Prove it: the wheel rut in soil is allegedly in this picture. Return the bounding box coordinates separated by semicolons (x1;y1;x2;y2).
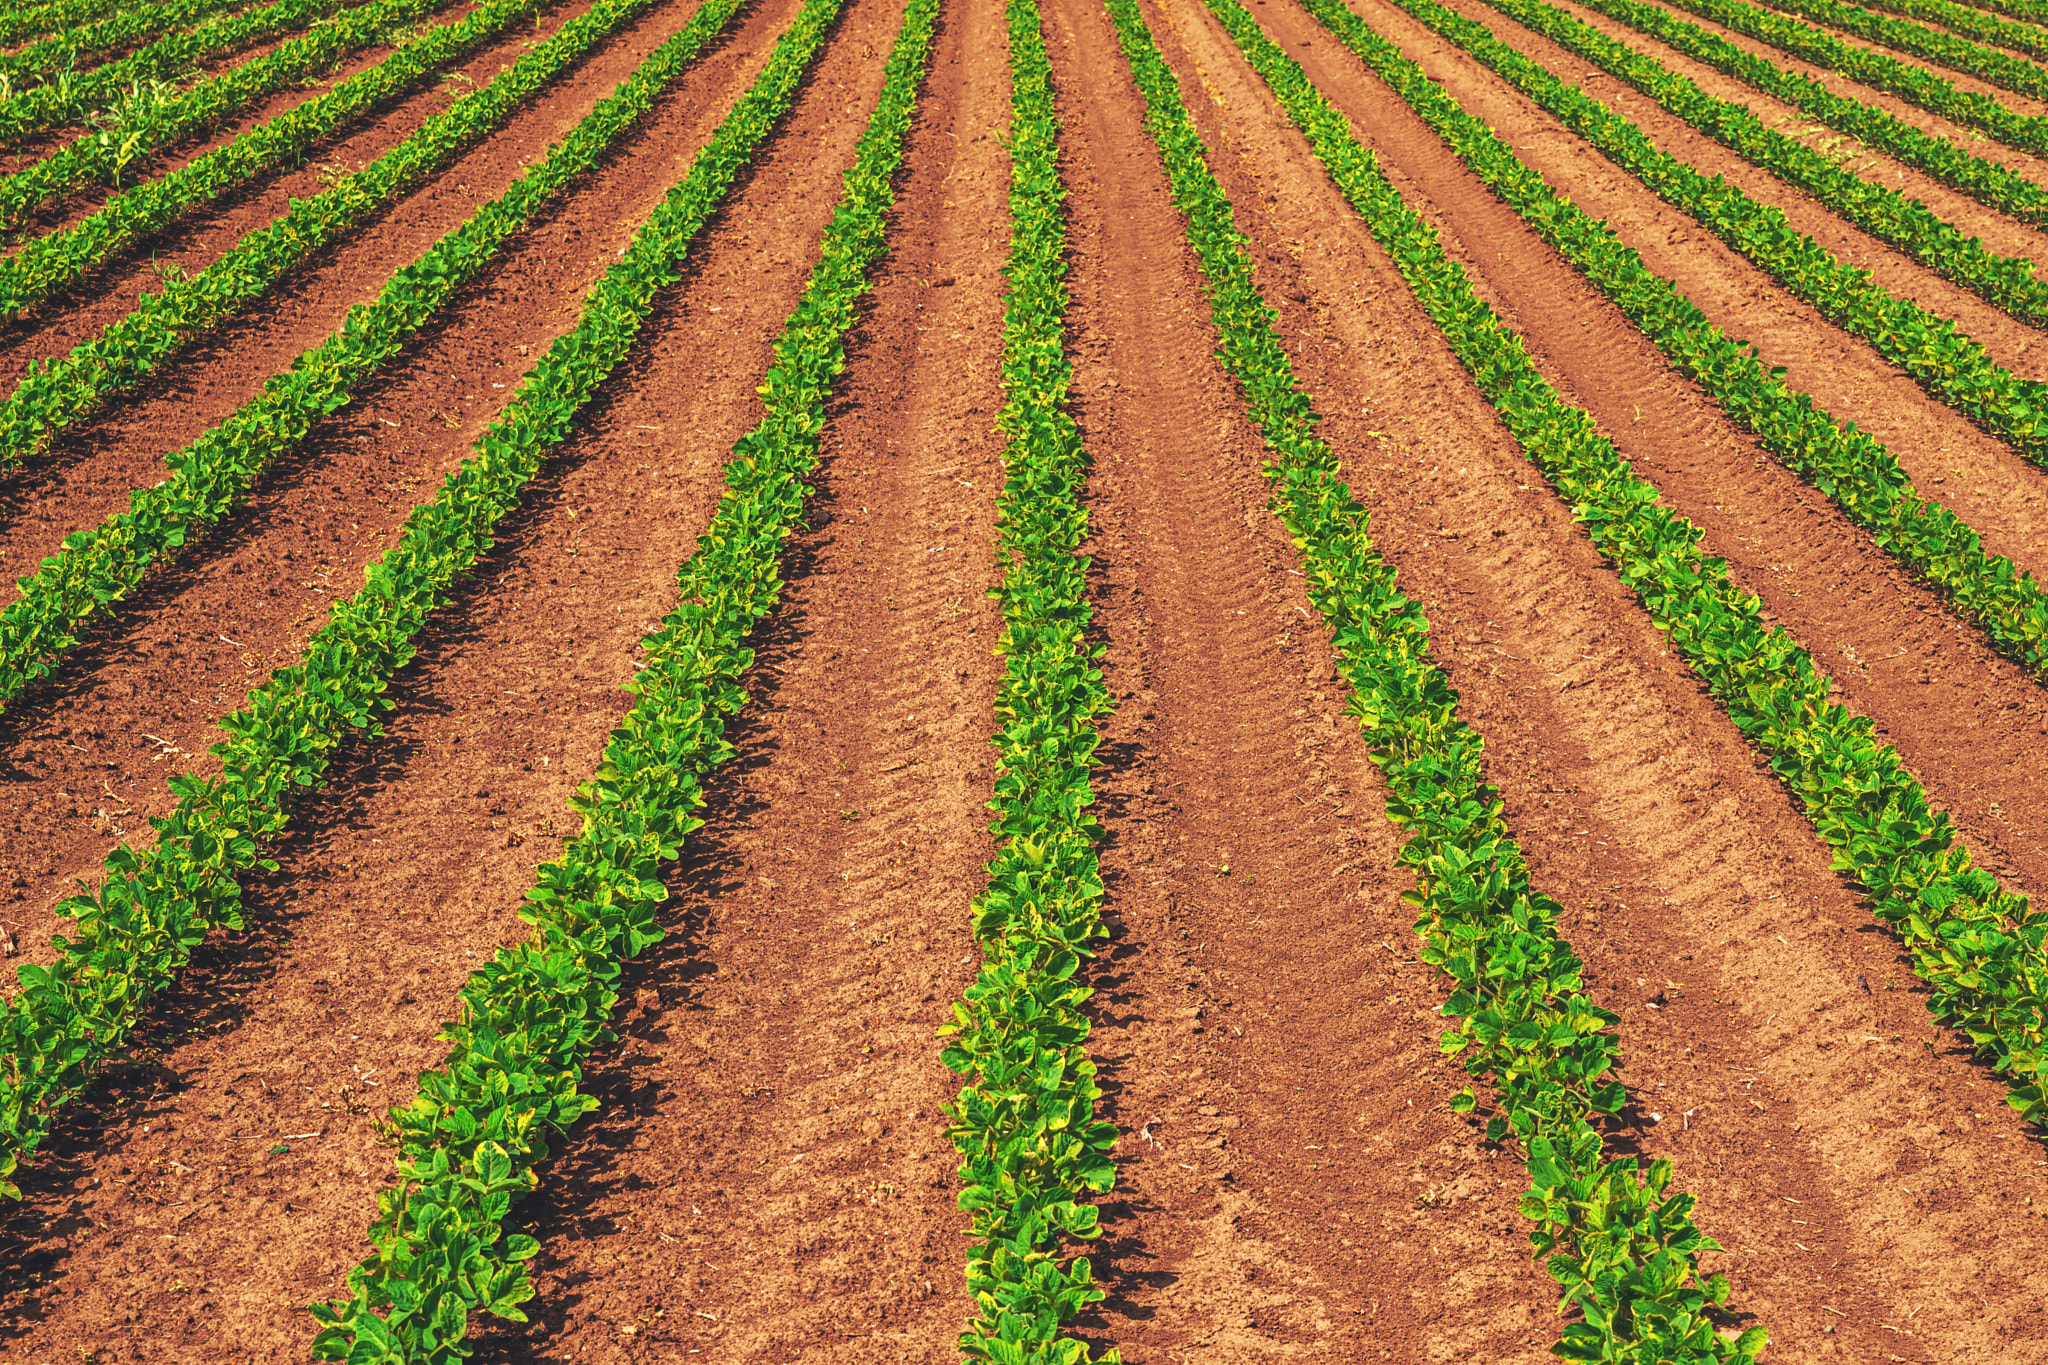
1045;0;1560;1359
0;0;907;1354
0;0;800;981
0;0;544;397
467;6;1015;1358
1266;0;2048;933
1163;0;2048;1355
0;0;691;580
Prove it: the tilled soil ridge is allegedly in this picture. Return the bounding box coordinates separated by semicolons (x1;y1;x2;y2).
1045;0;1558;1357
475;0;1014;1354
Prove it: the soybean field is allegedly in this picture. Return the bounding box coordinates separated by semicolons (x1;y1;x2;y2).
3;0;2048;1358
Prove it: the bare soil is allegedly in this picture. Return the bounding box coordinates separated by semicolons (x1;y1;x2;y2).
473;0;1014;1355
3;0;2048;1358
1189;0;2048;1356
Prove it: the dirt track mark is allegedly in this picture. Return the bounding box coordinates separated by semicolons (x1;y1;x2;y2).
1168;0;2048;1355
0;0;915;1353
1043;0;1563;1358
467;4;1014;1357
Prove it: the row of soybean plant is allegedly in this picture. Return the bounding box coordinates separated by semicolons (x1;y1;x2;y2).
0;0;482;236
1927;0;2048;27
0;0;628;478
0;0;149;52
1469;0;2048;328
1107;0;1761;1357
1759;0;2048;103
1361;0;2048;678
939;0;1122;1361
0;0;359;143
0;0;246;94
1559;0;2048;228
1850;0;2048;64
1389;0;2048;481
311;0;942;1357
1649;0;2048;163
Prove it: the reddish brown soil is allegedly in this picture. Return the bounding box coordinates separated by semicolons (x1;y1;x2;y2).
464;3;1016;1357
1044;0;1563;1358
1183;0;2048;1356
0;0;790;974
2;0;2048;1358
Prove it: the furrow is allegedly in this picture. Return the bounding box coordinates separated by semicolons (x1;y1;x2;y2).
472;8;1012;1355
1040;0;1559;1355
